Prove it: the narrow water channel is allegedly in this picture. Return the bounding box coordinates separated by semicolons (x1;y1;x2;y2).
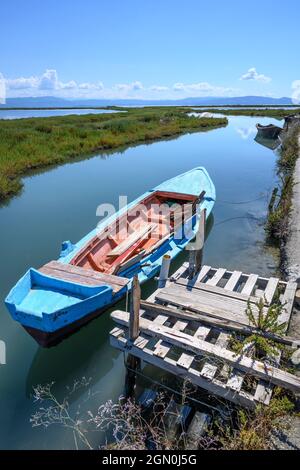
0;115;281;449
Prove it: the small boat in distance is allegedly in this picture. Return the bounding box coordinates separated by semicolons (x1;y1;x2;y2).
5;167;215;347
256;123;283;139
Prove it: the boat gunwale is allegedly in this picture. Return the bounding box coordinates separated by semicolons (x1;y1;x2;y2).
69;189;199;270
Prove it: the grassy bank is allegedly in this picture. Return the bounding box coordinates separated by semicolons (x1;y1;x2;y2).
0;107;227;202
266;125;300;246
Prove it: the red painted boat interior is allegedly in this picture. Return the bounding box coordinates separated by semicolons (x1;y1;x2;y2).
70;191;198;275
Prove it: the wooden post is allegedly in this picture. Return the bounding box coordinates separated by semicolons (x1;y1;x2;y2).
189;208;206;279
125;275;141;398
129;274;141;342
158;254;171;288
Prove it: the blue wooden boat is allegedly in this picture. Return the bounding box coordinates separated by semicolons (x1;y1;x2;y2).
5;167;215;347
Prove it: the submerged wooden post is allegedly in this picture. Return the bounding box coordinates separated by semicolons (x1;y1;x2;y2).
158;254;171;288
125;275;141;398
189;208;206;279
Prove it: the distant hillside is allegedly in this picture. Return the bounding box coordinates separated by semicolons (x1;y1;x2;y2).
0;95;293;108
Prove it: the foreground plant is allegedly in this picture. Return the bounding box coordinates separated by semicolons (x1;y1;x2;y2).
31;378;94;449
31;376;297;450
31;380;183;450
231;297;287;359
219;387;294;450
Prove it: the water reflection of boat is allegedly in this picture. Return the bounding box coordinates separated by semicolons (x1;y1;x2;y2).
254;133;281;150
256;123;282;139
6;167;215;347
26;307;119;399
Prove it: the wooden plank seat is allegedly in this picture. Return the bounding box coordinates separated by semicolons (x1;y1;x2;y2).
107;224;155;257
39;260;129;293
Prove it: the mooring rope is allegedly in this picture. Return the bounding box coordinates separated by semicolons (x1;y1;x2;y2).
216;193;269;205
214;215;259;227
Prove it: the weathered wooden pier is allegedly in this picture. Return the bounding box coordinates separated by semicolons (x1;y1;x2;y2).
110;213;300;411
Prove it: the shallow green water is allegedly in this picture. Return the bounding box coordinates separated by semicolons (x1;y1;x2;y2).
0;115;281;449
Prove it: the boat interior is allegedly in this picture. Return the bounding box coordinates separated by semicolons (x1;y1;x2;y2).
70;190;204;275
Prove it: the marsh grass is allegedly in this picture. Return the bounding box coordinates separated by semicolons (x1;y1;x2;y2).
266;126;299;244
0;107;227;202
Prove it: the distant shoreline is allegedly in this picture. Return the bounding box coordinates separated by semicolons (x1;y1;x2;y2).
0;104;299;111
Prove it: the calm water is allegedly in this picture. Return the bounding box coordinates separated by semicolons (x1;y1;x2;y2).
0;115;280;449
0;108;121;120
190;106;300;111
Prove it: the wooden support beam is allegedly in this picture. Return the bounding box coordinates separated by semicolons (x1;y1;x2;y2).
158;254;171;288
111;310;300;394
125;275;142;398
175;277;260;304
140;300;300;347
264;277;279;305
279;281;298;327
155;288;255;325
206;268;226;287
188;209;206;279
224;271;242;291
242;274;258;296
110;332;257;410
129;275;141;341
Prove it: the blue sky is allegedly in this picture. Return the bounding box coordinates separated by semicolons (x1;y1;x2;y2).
1;0;300;101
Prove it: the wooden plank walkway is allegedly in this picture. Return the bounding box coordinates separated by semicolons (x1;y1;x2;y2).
110;262;298;409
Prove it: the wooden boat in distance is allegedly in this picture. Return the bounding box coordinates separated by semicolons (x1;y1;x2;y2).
256;123;282;139
5;167;215;347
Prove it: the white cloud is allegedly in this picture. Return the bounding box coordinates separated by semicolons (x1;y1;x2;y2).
0;72;6;104
236;126;256;140
149;85;169;92
6;75;39;89
116;81;143;92
4;69;107;98
292;80;300;104
2;69;264;100
173;81;237;96
240;67;271;83
173;82;185;91
173;82;215;92
78;81;104;90
132;81;143;91
39;69;59;90
59;80;77;90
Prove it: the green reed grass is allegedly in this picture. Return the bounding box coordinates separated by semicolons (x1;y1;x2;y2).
0;107;227;201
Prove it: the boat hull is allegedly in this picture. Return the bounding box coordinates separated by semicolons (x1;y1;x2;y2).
256;124;282;139
23;300;118;347
5;167;216;347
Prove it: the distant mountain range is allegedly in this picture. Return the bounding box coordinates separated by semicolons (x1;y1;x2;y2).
0;95;294;108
